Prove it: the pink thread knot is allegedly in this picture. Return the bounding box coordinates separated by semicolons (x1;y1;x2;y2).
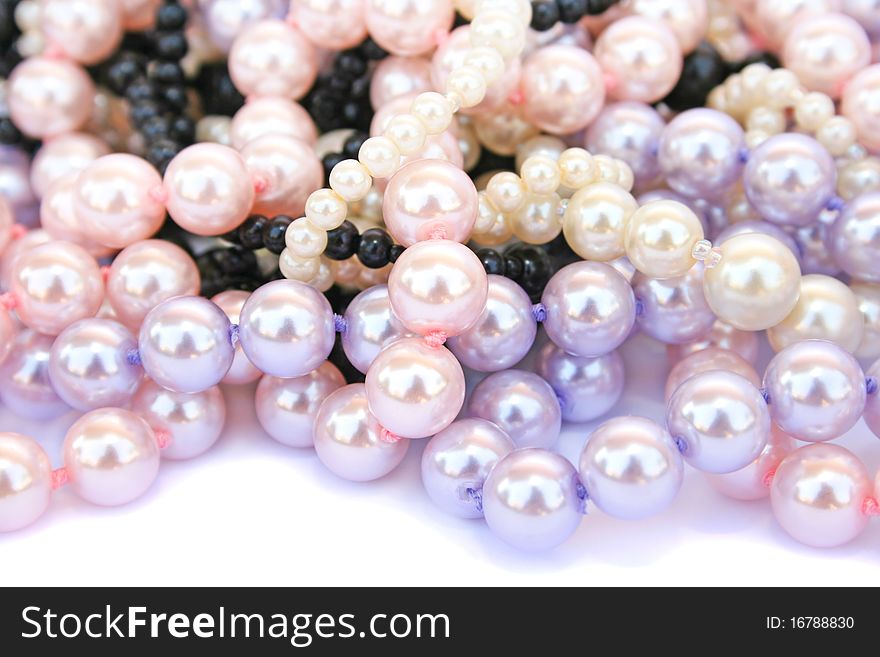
0;292;18;311
43;42;66;59
9;224;26;240
252;174;269;194
154;428;173;449
428;225;447;240
433;27;450;47
863;497;880;517
379;427;401;444
762;468;776;488
508;88;525;106
100;265;111;283
51;467;69;490
603;72;618;93
148;185;168;205
424;330;447;349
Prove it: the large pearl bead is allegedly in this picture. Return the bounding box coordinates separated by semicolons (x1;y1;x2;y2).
0;330;69;419
706;425;796;501
0;433;52;532
41;0;123;65
562;182;638;262
624;200;703;279
7;57;94;139
665;346;760;402
341;285;414;374
633;265;716;345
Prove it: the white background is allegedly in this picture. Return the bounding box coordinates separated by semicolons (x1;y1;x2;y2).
2;332;878;587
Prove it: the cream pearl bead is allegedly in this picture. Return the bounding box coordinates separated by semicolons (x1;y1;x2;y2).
445;66;488;109
852;282;880;359
510;192;562;244
475;0;532;25
329;159;372;202
703;233;802;331
384;114;427;155
473;103;540;156
463;46;506;86
767;275;864;353
305;189;347;231
558;148;598;189
411;92;455;135
563;182;638;262
520;155;561;195
794;92;835;131
816;116;857;156
358;136;400;178
285;217;328;259
471;194;512;246
279;250;321;282
623;200;704;279
514;136;566;173
469;10;526;62
486;171;526;213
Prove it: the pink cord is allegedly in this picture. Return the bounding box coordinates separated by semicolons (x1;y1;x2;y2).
252;174;269;194
424;330;447;349
761;469;776;488
9;224;26;240
380;427;401;444
154;428;173;450
100;265;111;284
428;226;447;240
863;497;880;517
148;185;168;204
51;468;69;490
508;88;525;106
0;292;18;310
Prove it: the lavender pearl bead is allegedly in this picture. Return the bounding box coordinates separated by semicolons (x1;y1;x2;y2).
138;296;234;394
579;416;683;519
763;340;867;443
862;359;880;438
447;275;537;372
0;433;52;532
0;330;69;419
63;408;160;506
341;285;413;374
48;318;142;411
313;383;409;482
706;425;796;501
585;101;664;186
468;370;562;449
633;264;716;345
658;109;745;200
420;418;515;518
131;380;226;461
534;342;624;423
715;220;800;261
238;279;335;379
771;444;872;547
667;371;770;474
255;362;345;448
482;449;583;551
200;0;288;52
793;222;841;277
743;133;837;226
0;146;39;227
541;261;636;358
830;192;880;281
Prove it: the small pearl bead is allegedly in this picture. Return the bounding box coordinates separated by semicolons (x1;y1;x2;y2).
558;148;597;189
279;250;321;281
358;136;400;178
285;217;328;259
747;106;785;134
475;0;532;25
411;91;454;135
329;159;372;202
563;182;637;262
520;155;561;195
445;66;487;108
593;154;620;184
486;171;526;213
469;10;525;62
817;116;857;156
624;200;704;278
794;92;835;131
615;160;635;191
510;192;562;244
305;189;347;231
462;46;505;85
384;114;427;155
309;257;335;292
760;69;802;109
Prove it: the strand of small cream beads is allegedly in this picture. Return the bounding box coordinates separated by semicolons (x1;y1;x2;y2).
280;0;533;284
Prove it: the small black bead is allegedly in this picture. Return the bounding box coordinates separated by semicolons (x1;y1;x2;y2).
503;254;524;281
207;246;259;277
107;56;145;95
530;2;559;31
0;118;23;146
150;61;184;85
477;248;505;276
507;244;553;301
357;228;393;269
156;3;188;31
341;100;364;126
388;244;405;263
155;32;188;61
662;41;729;112
342;132;369;159
262;216;293;255
130;100;163;127
141;115;172;142
359;37;388;61
336;52;367;79
170;115;195;143
325;221;361;260
238;215;268;249
558;0;587;23
730;51;781;73
146;138;181;174
322;152;348;185
195;62;245;116
585;0;619;14
162;84;189;110
350;75;371;100
125;77;156;103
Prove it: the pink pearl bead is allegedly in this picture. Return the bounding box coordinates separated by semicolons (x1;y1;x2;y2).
0;229;50;292
7;57;95;139
388;239;489;336
755;0;842;50
628;0;708;54
73;154;166;249
371;55;434;110
119;0;161;31
211;290;261;385
666;319;760;364
771;444;872;547
0;196;12;255
594;16;683;103
0;433;52;532
241;134;323;218
42;0;123;65
783;13;871;98
10;241;104;336
41;174;116;258
229;20;317;100
706;425;796;501
106;240;200;330
63;408;160;506
521;44;605;135
30;133;110;199
664;346;760;402
0;147;38;228
0;307;13;366
365;337;465;438
366;0;454;56
230;97;318;150
0;330;70;419
383;160;478;246
163;144;256;236
841;63;880;151
289;0;368;51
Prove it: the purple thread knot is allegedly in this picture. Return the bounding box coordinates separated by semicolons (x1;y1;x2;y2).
531;303;547;323
575;480;589;515
554;389;567;411
228;323;240;347
737;147;750;163
635;297;645;317
867;377;878;395
673;435;688;455
126;348;142;367
333;313;347;334
826;196;846;212
760;387;771;404
465;486;483;513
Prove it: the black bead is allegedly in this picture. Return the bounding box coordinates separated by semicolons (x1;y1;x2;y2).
162;84;189;110
206;246;258;277
477;248;505;276
146;138;181;174
507;244;553;301
141;115;172;142
170;115;195;143
503;254;524;281
237;215;268;250
359;37;388;61
195;62;245;116
107;56;145;95
130;100;163;127
125;77;156;103
662;41;729;112
342;132;369;159
585;0;619;14
155;32;188;61
0;3;15;45
730;51;781;73
262;216;294;255
336;51;367;79
325;221;361;260
388;244;405;263
341;100;364;126
357;228;393;269
150;61;184;85
322;152;348;184
530;2;559;31
156;3;188;30
558;0;587;23
350;75;371;100
0;118;23;146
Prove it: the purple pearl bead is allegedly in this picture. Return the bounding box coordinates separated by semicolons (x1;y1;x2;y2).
715;220;800;260
0;329;69;419
658;108;746;200
743;133;837;226
341;285;413;374
447;275;537;372
793;221;842;276
533;341;624;423
541;261;636;358
637;188;710;236
468;370;562;449
0;146;39;227
632;264;716;345
862;358;880;438
482;449;583;551
763;339;866;443
138;296;234;393
585;101;664;186
420;418;515;519
830;191;880;281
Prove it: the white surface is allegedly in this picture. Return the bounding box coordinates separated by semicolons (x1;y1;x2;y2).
2;332;879;587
